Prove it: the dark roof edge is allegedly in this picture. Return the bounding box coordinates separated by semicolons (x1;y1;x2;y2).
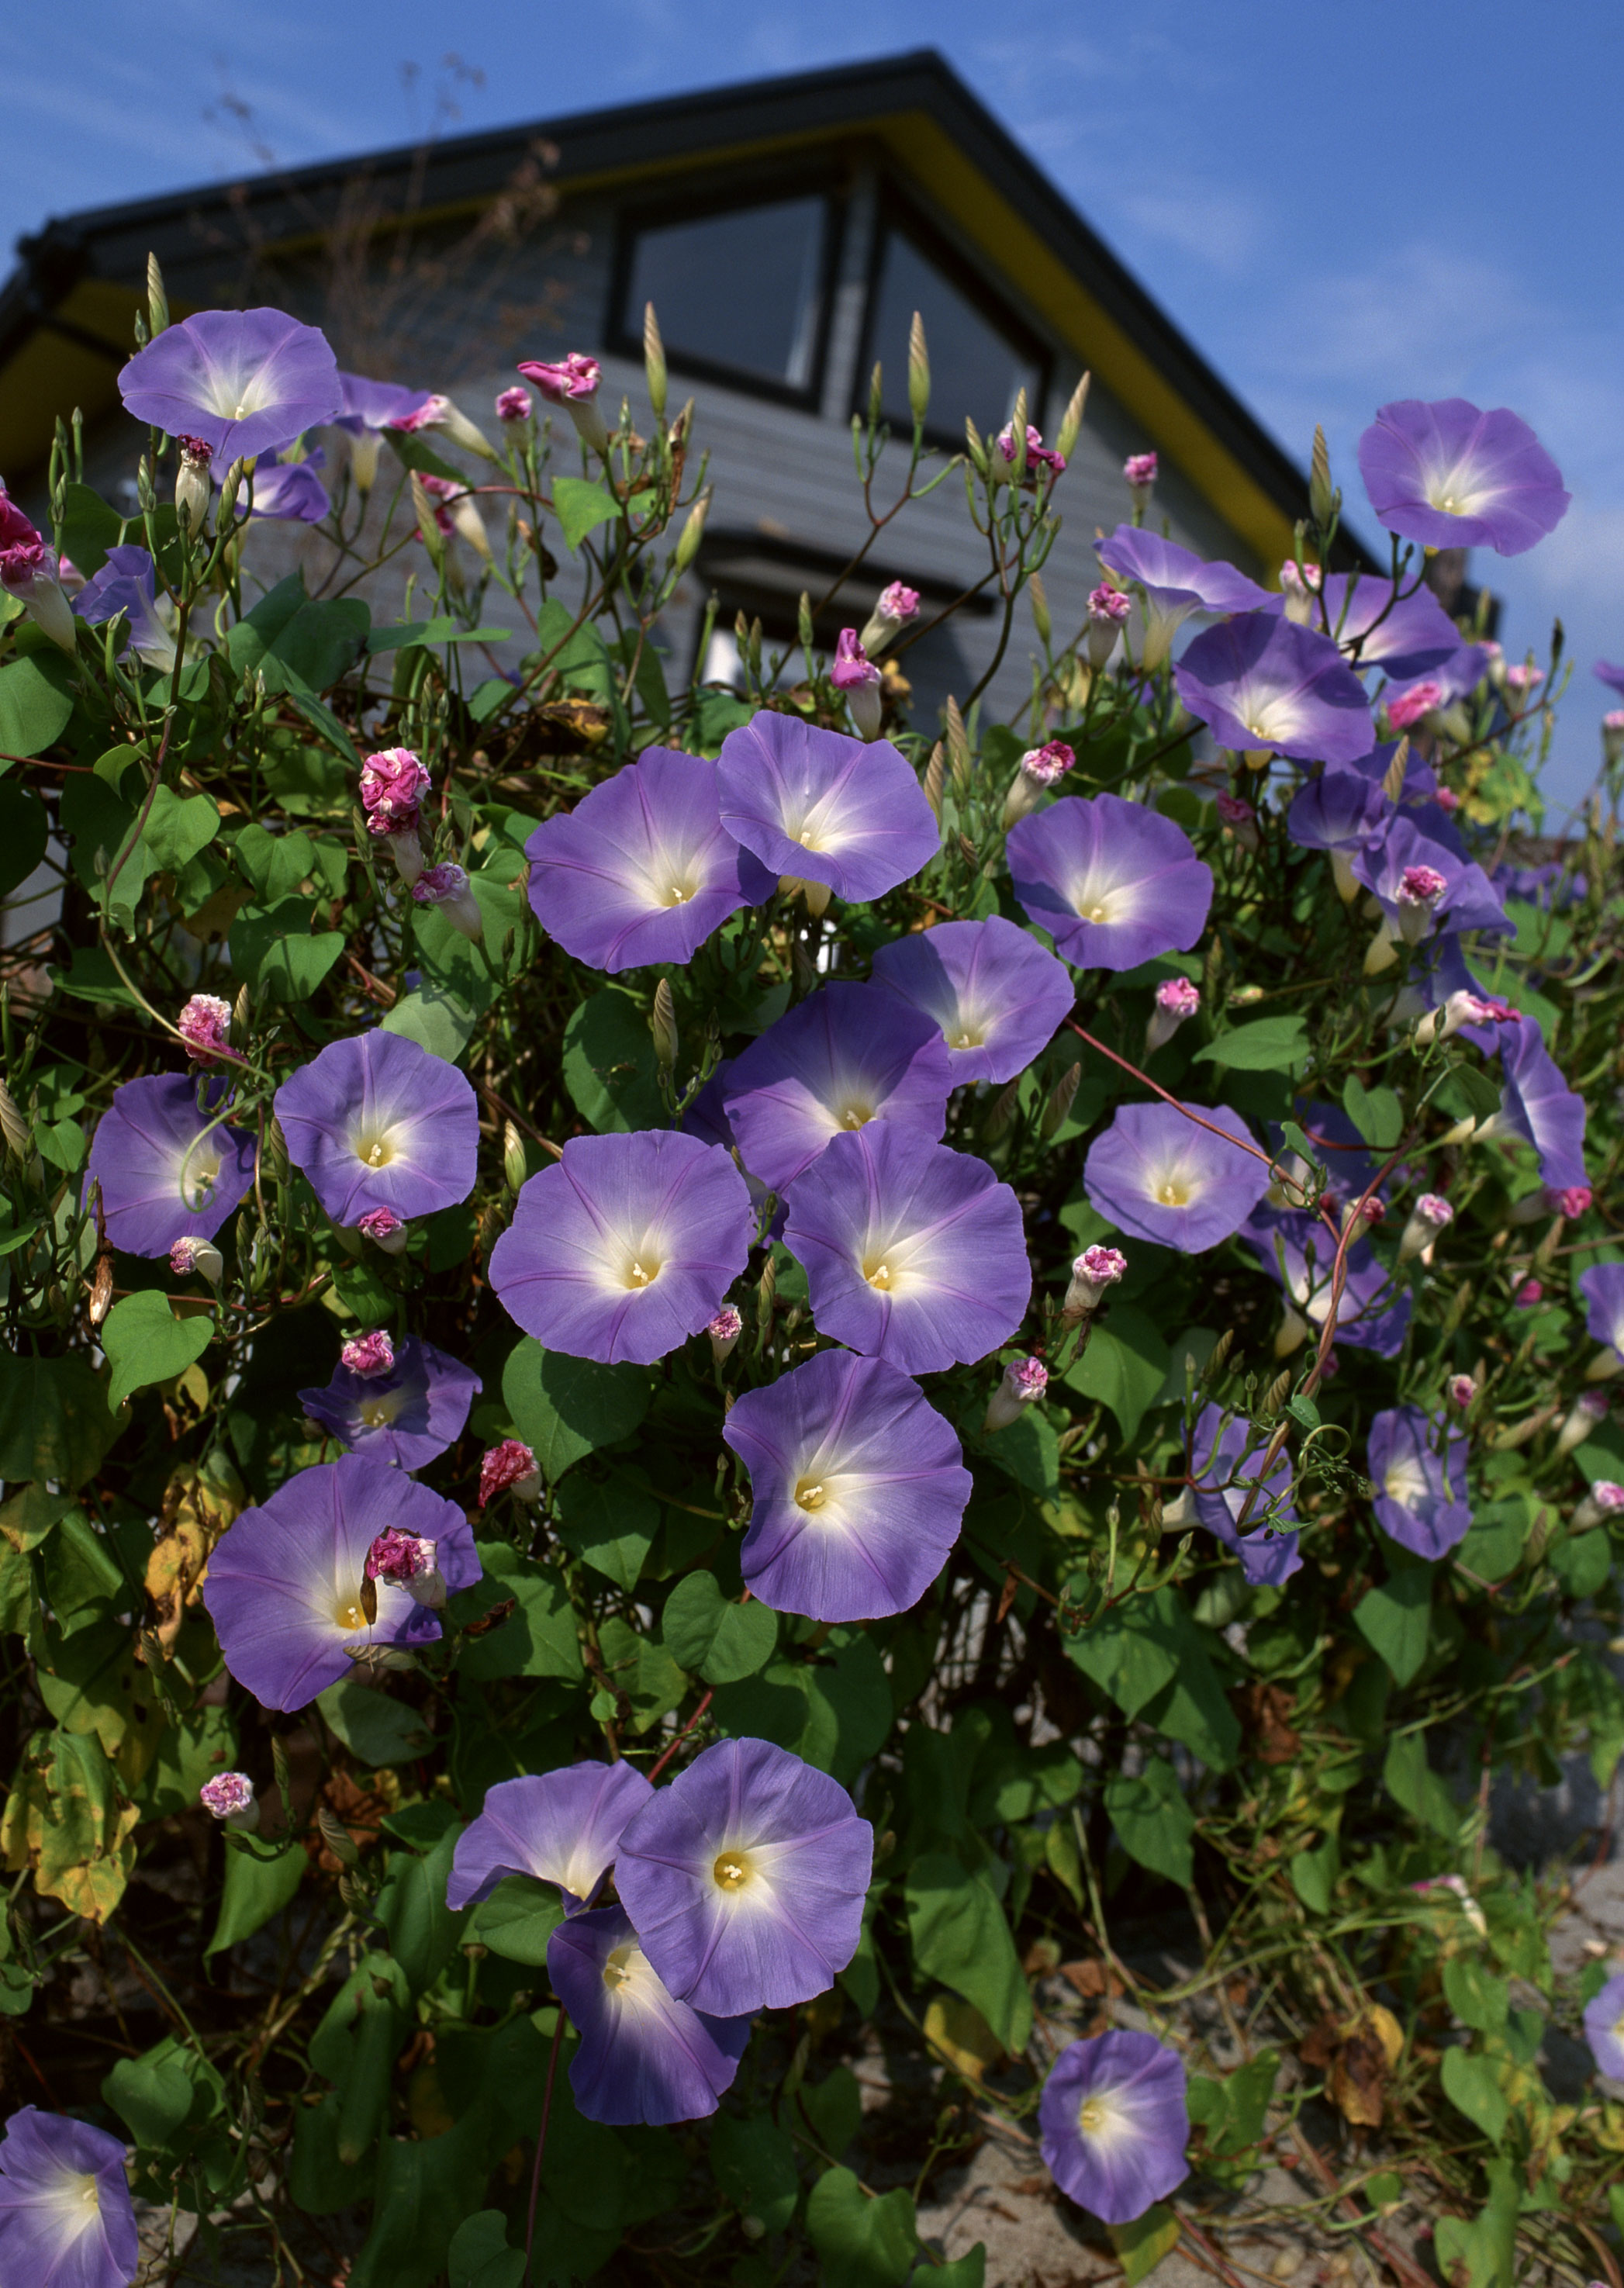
0;48;1375;568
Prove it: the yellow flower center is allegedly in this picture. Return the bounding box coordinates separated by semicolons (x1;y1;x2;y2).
839;1102;872;1129
1156;1179;1190;1206
1079;2097;1109;2134
624;1254;660;1289
333;1590;368;1631
862;1256;893;1290
712;1849;753;1892
951;1025;985;1049
603;1943;636;1992
357;1132;396;1169
662;880;695;906
795;1478;827;1512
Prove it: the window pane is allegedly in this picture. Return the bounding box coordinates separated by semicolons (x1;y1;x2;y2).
869;231;1040;436
624;198;828;389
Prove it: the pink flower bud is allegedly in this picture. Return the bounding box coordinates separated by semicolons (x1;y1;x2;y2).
1399;1192;1453;1261
177;992;233;1066
1503;663;1543;695
1398;866;1449;907
341;1330;395;1378
199;1771;258;1828
984;1355;1049;1432
479;1438;542;1507
1085;580;1130;665
1387;679;1443;731
1064;1245;1126;1317
1448;1374;1477;1408
1553;1186;1592;1218
1021;740;1076;786
0;491;77;650
1514;1277;1543;1307
1124;451;1158;493
1434;786;1460;812
357;1205;407;1255
1215;792;1254;824
1574;1479;1624;1531
859;581;922;655
1605;710;1624;763
413;860;484;943
997;423;1066;475
1557;1387;1611;1457
496;385;533;423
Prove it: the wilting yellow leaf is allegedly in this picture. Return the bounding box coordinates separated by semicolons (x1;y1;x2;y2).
1;1727;140;1922
924;1993;1003;2082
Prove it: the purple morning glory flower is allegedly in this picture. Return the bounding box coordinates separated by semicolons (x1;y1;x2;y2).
1038;2031;1190;2226
85;1075;256;1259
548;1906;751;2126
681;1060;779;1237
202;1454;479;1711
870;914;1075;1083
1286;768;1391;894
615;1737;872;2016
720;981;952;1195
1596;661;1624;703
334;371;431;432
1475;1017;1588;1195
1006;793;1212;971
72;545;176;670
274;1029;479;1228
1266;1103;1376;1214
119;306;344;462
1583;1972;1624;2079
1173;613;1373;763
722;1350;971;1621
240;448;330;524
1188;1401;1301;1586
1352;817;1510;944
1580;1264;1624;1361
446;1762;654;1912
1239;1207;1412;1359
1094;525;1270;669
1083;1101;1268;1253
1281;572;1471;683
299;1336;481;1471
489;1131;754;1364
716;711;939;904
782;1125;1031;1375
1367;1407;1471;1560
0;2106;138;2288
1358;399;1570;556
524;748;776;973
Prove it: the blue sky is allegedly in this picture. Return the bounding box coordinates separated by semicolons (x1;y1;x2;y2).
4;0;1619;806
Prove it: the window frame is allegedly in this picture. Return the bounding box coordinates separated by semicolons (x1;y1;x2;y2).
606;164;848;410
854;188;1052;452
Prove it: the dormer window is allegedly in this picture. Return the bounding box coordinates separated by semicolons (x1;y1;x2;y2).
615;192;838;403
861;212;1047;448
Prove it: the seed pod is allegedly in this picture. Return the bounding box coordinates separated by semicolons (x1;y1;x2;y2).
1041;1061;1081;1140
318;1805;361;1869
87;1253;114;1329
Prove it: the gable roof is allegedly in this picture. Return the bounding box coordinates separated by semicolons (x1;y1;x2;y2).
0;49;1359;569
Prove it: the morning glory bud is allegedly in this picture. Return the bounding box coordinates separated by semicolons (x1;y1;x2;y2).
413;861;484;944
1604;709;1624;766
1145;976;1200;1056
1398;1192;1453;1262
860;581;921;656
169;1234;223;1284
517;352;610;453
651;979;679;1074
1447;1374;1478;1409
1573;1480;1624;1533
1556;1388;1610;1459
356;1205;408;1256
907;309;930;426
1063;1245;1126;1320
1085;582;1131;669
674;488;710;575
503;1120;528;1198
199;1771;259;1830
707;1304;744;1364
984;1356;1049;1433
1124;450;1158;509
174;434;213;537
1001;738;1075;828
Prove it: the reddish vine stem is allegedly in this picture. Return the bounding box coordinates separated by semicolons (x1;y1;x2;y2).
523;2003;568;2288
648;1688;714;1782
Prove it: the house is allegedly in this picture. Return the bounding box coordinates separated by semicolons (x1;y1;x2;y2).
0;50;1363;723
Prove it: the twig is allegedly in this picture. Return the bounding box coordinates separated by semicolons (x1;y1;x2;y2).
523;2006;567;2288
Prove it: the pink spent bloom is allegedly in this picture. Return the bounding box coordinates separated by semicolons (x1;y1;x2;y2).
359;746;431;826
1555;1186;1593;1218
1124;451;1158;490
985;1354;1049;1431
1156;977;1201;1016
357;1205;407;1254
1088;583;1131;624
177;992;233;1065
1387;679;1443;730
1448;1374;1477;1407
1504;663;1544;695
517;352;602;406
1021;740;1076;786
1064;1244;1127;1317
496;385;533;423
1398;865;1449;907
365;1528;437;1582
340;1330;395;1378
1415;1194;1453;1227
829;629;880;690
479;1439;543;1507
877;582;920;621
199;1771;257;1820
1593;1481;1624;1512
997;422;1066;474
1434;786;1461;811
169;1235;222;1282
1215;792;1255;824
1514;1277;1543;1307
707;1305;744;1340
